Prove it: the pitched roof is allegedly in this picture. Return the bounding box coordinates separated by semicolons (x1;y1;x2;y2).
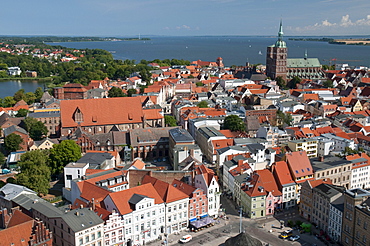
106;183;164;215
61;97;162;127
142;175;189;203
244;169;282;197
273;161;295;186
285;151;314;180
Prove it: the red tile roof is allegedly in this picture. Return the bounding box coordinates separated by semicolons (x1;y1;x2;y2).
142;175;189;203
60;97;162;128
285;151;313;180
244;169;282;197
273;161;295;186
106;183;164;215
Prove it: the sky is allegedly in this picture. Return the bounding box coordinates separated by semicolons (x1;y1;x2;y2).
1;0;370;37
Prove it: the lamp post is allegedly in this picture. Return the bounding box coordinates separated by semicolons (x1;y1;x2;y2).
239;206;243;233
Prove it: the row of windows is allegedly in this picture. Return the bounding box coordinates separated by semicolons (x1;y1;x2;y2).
79;231;101;245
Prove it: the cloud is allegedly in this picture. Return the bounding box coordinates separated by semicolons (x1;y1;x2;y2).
287;14;370;33
176;25;191;30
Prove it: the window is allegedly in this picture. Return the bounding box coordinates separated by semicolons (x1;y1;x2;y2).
97;231;101;238
79;238;83;245
85;235;89;243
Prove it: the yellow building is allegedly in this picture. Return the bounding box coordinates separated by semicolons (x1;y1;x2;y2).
288;139;318;158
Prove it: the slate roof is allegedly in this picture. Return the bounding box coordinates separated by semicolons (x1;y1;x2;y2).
3;125;28;136
128;194;148;205
169;128;194;143
60;207;104;232
77;152;114;166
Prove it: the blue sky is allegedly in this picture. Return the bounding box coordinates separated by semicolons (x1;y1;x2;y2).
2;0;370;36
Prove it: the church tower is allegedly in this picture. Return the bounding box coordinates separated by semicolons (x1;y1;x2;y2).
266;20;287;81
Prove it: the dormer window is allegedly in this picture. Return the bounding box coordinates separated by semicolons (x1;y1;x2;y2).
73;107;84;123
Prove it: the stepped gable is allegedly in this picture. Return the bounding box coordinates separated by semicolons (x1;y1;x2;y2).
107;183;163;215
60;97;145;127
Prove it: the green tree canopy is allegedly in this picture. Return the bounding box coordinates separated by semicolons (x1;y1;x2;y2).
127;88;137;97
277;110;293;127
223;115;246;132
323;80;334;88
4;133;23;152
49;140;81;175
198;101;209;108
196;82;203;86
108;87;127;97
22;117;48;141
16;108;29;117
276;76;287;89
164;115;177;127
16;150;51;195
287;76;302;89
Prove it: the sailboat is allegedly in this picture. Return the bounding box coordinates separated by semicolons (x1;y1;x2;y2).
258;51;263;55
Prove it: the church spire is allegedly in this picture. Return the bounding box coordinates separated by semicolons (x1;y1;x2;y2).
274;19;286;48
278;19;284;41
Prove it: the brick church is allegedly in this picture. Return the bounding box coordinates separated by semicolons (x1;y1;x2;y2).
266;20;325;81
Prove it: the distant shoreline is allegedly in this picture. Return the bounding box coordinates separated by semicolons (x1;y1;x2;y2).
289;37;370;46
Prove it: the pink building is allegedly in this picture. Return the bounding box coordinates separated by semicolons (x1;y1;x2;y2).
171;179;208;220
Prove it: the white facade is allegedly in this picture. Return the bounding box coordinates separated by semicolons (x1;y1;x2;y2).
328;204;343;242
64;162;89;189
165;199;189;234
194;174;221;217
7;66;22;76
350;165;370;189
75;220;104;246
104;196;166;245
282;184;297;208
104;210;125;246
312;136;335;157
321;133;356;152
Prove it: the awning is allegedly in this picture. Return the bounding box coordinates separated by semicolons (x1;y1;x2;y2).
190;217;214;229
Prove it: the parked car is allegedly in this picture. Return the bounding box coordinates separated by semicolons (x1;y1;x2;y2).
179;235;192;243
289;235;300;241
280;230;293;239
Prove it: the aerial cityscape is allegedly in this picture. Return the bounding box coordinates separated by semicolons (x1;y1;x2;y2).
1;1;370;246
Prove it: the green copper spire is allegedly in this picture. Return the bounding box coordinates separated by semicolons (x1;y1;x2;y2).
274;19;286;48
278;19;284;41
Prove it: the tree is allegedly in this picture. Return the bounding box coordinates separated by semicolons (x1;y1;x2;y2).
49;140;81;175
16;150;51;195
22;117;48;141
276;76;287;89
4;133;23;152
287;76;301;89
34;87;44;102
16;108;29;117
277;110;293;127
13;89;25;102
3;96;16;107
223;115;246;132
164;115;177;127
127;88;137;97
108;87;126;97
198;101;209;108
0;152;5;167
323;80;334;88
196;82;203;87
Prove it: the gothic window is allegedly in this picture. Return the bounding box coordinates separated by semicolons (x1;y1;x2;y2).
73;107;84;123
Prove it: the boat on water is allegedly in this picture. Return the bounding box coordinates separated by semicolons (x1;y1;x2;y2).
258;51;262;55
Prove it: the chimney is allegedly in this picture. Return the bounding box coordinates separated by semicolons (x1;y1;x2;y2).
80;204;83;209
238;159;243;167
92;198;96;210
319;156;324;162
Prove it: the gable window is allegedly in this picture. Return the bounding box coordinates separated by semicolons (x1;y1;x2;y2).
73;107;84;123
